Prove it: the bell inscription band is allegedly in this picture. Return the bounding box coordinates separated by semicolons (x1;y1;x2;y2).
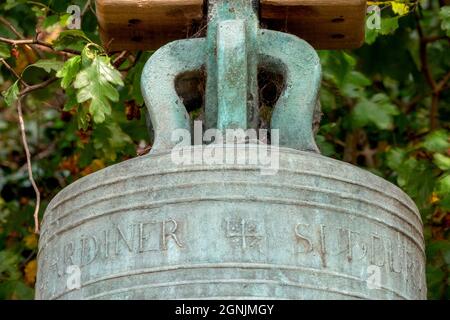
36;0;426;300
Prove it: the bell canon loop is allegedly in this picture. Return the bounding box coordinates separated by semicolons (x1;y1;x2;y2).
36;0;426;300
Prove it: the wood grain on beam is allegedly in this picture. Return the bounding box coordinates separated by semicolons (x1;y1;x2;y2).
96;0;204;52
96;0;367;51
260;0;367;49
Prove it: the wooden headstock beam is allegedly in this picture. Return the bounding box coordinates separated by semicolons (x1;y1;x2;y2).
95;0;367;51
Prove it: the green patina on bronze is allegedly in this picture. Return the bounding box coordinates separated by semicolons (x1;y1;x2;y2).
36;0;426;300
205;0;259;132
141;0;321;153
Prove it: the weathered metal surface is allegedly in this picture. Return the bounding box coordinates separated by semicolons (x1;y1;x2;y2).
205;0;260;131
36;145;426;299
258;30;321;152
36;0;426;300
142;0;322;154
140;38;206;153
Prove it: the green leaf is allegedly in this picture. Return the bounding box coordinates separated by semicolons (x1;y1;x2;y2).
427;240;450;259
439;6;450;37
125;52;152;106
92;122;133;161
53;30;90;51
365;28;378;45
74;56;123;123
0;250;21;281
444;249;450;265
316;135;335;157
399;158;436;208
426;265;446;299
2;0;26;10
340;71;372;98
321;51;356;85
1;80;19;106
380;16;400;36
365;11;380;44
42;15;59;29
386;148;407;171
59;13;71;27
437;174;450;196
76;104;90;130
423;130;450;153
56;56;81;89
365;16;400;44
0;43;10;59
407;32;421;70
27;59;64;73
62;87;78;111
433;153;450;171
439;193;450;211
352;93;399;129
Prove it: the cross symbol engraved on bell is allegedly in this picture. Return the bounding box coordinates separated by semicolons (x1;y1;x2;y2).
225;218;262;250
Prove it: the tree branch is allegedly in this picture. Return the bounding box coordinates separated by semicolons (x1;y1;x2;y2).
1;58;58;96
2;55;59;233
81;0;92;17
16;97;41;234
0;36;81;55
19;77;58;96
436;70;450;92
422;35;448;44
0;16;24;39
415;11;449;130
430;93;440;131
112;50;130;68
416;18;437;90
0;58;28;87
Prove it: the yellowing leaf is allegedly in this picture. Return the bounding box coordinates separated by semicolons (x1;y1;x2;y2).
24;259;37;285
430;192;440;204
81;159;105;176
23;233;38;249
392;2;409;16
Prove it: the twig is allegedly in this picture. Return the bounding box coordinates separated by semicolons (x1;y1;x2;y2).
416;14;437;90
112;50;130;68
1;58;58;234
17;141;57;173
1;58;58;95
394;94;422;113
0;17;47;59
0;16;24;39
415;11;450;130
0;58;28;87
19;77;58;96
81;0;91;17
436;70;450;92
430;93;440;130
0;36;80;55
16;97;41;234
422;35;448;44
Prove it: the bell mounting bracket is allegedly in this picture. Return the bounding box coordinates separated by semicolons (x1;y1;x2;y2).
95;0;367;154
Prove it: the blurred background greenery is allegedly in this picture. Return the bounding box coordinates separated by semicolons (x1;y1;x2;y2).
0;0;449;299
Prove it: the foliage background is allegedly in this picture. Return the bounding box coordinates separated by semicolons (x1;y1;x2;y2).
0;0;449;299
